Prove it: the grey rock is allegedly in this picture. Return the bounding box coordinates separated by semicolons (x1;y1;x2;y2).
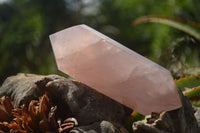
70;121;129;133
132;122;169;133
132;88;200;133
0;73;131;133
2;73;199;133
194;107;200;127
0;73;47;107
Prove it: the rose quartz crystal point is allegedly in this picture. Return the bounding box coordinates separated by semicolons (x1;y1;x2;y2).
49;24;182;115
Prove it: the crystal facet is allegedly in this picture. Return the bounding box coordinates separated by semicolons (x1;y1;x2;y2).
49;24;182;115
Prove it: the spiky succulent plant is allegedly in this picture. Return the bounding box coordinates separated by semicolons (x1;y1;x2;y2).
0;93;77;133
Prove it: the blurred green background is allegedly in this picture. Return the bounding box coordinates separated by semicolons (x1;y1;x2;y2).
1;0;200;84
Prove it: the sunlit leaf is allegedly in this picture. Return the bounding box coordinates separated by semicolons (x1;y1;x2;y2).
174;75;200;107
185;87;200;99
175;75;200;91
133;15;200;41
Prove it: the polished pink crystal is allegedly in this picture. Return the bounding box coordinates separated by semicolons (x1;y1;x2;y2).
49;24;182;115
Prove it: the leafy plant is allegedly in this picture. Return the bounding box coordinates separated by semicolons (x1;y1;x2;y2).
133;15;200;41
175;75;200;106
133;15;200;76
175;75;200;91
185;87;200;99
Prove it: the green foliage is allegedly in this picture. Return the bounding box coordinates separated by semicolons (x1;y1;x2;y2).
100;0;200;78
132;15;200;76
185;87;200;99
1;0;200;83
175;75;200;107
161;36;200;77
100;0;175;56
175;75;200;91
0;1;200;132
0;0;83;83
133;15;200;41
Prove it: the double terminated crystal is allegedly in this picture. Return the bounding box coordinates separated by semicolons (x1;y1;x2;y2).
50;24;181;115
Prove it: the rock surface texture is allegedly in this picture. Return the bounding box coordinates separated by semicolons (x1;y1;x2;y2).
194;106;200;128
132;89;200;133
0;73;199;133
0;73;131;133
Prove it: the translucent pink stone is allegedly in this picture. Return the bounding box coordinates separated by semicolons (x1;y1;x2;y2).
49;24;182;115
